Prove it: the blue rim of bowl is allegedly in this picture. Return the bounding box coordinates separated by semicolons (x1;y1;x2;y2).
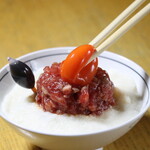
0;47;150;137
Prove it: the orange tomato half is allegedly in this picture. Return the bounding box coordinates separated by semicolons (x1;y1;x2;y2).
60;45;98;86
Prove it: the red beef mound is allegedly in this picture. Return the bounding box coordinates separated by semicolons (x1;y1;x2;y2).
36;63;115;115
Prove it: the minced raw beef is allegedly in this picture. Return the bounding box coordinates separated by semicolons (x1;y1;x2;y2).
35;63;115;115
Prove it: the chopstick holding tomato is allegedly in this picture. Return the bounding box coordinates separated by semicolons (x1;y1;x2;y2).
60;1;150;86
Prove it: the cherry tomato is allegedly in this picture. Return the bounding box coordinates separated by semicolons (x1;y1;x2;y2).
73;57;98;85
60;44;98;85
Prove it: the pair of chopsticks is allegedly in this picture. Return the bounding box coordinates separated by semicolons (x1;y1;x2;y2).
88;0;150;63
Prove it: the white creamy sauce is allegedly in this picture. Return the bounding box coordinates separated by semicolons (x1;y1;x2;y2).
1;69;142;135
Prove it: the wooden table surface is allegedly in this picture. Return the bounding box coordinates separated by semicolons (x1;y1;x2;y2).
0;0;150;150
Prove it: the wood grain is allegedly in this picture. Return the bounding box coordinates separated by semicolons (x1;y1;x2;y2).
0;0;150;150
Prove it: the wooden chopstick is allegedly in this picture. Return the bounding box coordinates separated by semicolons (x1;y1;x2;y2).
88;3;150;64
89;0;146;47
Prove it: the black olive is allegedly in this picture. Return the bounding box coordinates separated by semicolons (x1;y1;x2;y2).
8;57;35;89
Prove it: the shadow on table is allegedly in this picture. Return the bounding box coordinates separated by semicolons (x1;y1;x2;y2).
32;146;42;150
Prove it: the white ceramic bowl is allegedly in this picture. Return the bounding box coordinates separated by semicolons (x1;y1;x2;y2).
0;47;150;150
